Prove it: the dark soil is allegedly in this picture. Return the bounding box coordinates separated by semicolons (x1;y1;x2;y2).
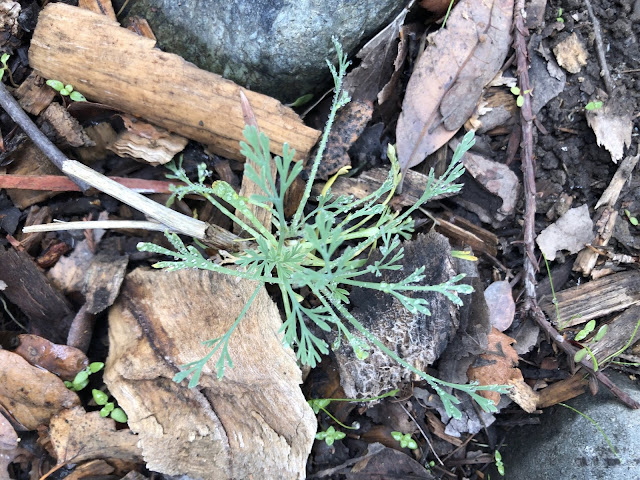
1;0;640;479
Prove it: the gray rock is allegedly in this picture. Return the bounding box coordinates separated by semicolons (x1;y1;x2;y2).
495;370;640;480
119;0;408;103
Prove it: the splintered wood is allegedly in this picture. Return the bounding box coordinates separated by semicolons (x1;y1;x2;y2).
29;3;320;162
104;268;315;480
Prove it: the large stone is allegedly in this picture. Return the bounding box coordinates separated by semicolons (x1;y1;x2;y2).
119;0;408;102
493;370;640;479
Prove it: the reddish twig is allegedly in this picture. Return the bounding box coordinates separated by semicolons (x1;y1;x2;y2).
513;0;638;410
0;174;184;194
513;0;537;311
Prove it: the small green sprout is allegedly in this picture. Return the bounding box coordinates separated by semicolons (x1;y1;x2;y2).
624;209;639;226
308;389;398;430
559;403;621;462
92;389;128;423
574;319;608;370
286;93;313;108
46;79;87;102
585;100;603;111
0;53;17;87
64;362;104;391
391;431;418;449
510;86;532;108
315;426;346;446
556;8;565;23
495;450;505;476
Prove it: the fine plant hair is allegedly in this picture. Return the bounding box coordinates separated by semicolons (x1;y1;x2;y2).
138;38;508;419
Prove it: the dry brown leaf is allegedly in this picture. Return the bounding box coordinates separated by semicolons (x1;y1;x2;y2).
13;334;88;381
396;0;513;174
49;406;142;465
0;350;80;430
343;3;412;103
467;328;521;405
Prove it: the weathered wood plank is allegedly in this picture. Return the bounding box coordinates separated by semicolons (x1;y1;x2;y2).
29;3;320;162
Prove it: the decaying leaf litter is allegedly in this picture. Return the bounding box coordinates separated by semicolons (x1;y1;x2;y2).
0;0;640;478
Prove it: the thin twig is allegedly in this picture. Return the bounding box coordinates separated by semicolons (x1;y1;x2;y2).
0;82;240;250
513;1;638;410
513;0;537;311
583;0;615;93
399;402;443;466
23;220;174;234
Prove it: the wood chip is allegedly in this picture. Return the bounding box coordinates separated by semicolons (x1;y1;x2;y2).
540;270;640;327
104;268;316;479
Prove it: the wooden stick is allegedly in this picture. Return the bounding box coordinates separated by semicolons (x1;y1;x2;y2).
0;174;182;194
0;82;239;250
23;220;171;234
29;3;320;162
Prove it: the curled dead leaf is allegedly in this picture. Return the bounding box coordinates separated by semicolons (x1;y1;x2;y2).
396;0;513;174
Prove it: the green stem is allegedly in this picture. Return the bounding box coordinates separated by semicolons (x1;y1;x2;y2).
292;41;349;230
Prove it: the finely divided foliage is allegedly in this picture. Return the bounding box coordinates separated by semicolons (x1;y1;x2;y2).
137;38;508;419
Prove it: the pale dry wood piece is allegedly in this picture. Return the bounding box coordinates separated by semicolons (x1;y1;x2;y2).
539;270;640;328
590;304;640;360
29;4;321;162
49;407;142;465
84;251;129;314
0;350;81;430
78;0;117;20
234;91;277;235
5;142;61;209
0;247;74;344
38;103;94;148
536;374;589;409
62;460;114;480
126;16;156;40
574;154;640;276
507;378;538;413
104;268;316;480
13;72;56;115
75;122;118;163
18;205;51;253
108;125;189;166
425;411;463;447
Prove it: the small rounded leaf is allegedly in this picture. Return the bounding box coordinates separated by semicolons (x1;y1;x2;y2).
110;408;128;423
89;362;104;373
64;84;73;92
69;91;87;102
46;79;64;91
594;325;608;342
92;389;109;406
74;370;89;385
